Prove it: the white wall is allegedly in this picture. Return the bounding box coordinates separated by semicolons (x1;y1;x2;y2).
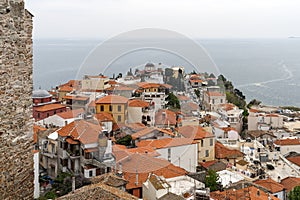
278;144;300;155
34;151;40;199
84;168;96;178
157;143;198;172
128;107;142;123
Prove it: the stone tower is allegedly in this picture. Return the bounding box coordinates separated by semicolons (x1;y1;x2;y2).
0;0;34;199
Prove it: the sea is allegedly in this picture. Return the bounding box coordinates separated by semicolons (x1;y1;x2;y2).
33;38;300;107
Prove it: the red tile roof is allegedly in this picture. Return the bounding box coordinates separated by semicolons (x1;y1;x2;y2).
131;127;174;140
94;112;114;122
281;177;300;192
220;103;236;111
177;125;214;140
274;138;300;146
136;138;196;149
254;178;285;193
181;102;199;111
35;104;66;112
56;108;84;119
155;109;177;126
199;160;217;169
128;99;149;107
287;156;300;167
88;100;96;107
118;153;186;189
33;125;47;143
249;108;261;113
95;95;129;104
215;142;244;159
57;120;102;144
210;186;279;200
206;91;225;97
105;85;135;91
137;82;161;89
58;85;73;92
63;95;89;101
177;95;190;101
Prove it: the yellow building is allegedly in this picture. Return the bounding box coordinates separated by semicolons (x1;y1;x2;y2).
95;95;128;123
178;125;216;162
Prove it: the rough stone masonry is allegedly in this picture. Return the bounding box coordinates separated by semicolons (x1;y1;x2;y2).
0;0;34;199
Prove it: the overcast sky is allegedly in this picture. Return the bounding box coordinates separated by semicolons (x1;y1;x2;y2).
25;0;300;39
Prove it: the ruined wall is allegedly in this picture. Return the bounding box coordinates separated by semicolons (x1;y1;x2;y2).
0;0;34;199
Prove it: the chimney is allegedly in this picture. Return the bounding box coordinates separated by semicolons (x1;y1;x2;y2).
117;163;123;178
277;176;281;182
135;170;138;186
72;176;75;193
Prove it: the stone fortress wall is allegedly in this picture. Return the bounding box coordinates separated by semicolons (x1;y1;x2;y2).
0;0;34;199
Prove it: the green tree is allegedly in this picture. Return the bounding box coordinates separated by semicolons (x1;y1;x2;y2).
247;99;261;108
194;89;200;98
166;92;180;109
205;169;221;192
116;135;132;146
288;186;300;200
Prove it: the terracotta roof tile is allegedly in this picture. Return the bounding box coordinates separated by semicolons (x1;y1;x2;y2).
128;99;149;107
177;125;214;140
57;120;102;144
155;109;177;126
136;138;196;149
105;85;135;91
281;177;300;192
177;95;190;101
211;186;280;200
63;95;89;101
131;127;174;140
215;142;244;159
33;125;47;143
58;85;73;92
57;182;138;200
94;112;114;122
56;108;84;119
254;178;285;193
206;91;225;97
88;100;96;107
274;138;300;146
95;95;128;104
35;104;66;112
287;156;300;167
199;160;217;169
119;154;186;189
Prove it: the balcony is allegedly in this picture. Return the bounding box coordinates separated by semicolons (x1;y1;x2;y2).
66;150;80;159
42;150;57;159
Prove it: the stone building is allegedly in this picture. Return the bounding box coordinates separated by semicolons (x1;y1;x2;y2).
0;0;34;199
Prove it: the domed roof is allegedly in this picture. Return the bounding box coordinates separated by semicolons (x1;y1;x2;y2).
145;62;155;67
32;90;52;98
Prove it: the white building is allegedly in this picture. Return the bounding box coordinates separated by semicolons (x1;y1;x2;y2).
36;108;84;127
217;170;244;188
137;138;198;172
274;138;300;155
248;109;283;131
143;174;205;200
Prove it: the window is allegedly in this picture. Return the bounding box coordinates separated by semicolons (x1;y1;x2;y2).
117;115;122;122
54;110;56;114
201;140;204;147
100;105;104;111
168;148;171;161
89;170;93;177
220;99;223;104
47;113;49;117
37;113;40;118
118;105;122;112
212;99;215;104
210;138;213;146
205;150;209;157
109;105;112;112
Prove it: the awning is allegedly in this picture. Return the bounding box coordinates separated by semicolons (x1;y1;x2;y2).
66;138;79;145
